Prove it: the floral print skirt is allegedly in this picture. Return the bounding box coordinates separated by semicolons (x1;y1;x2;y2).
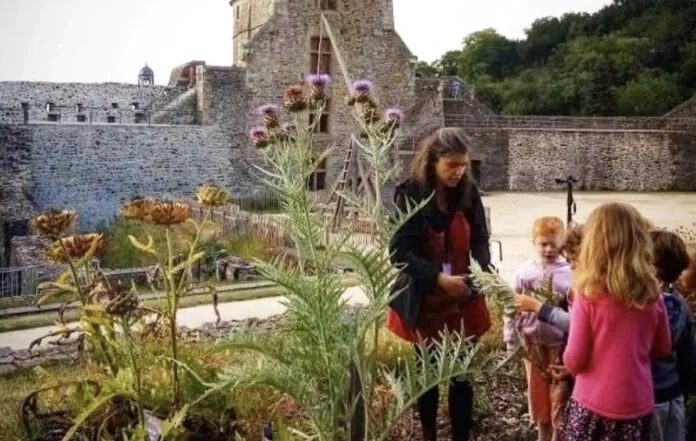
559;399;651;441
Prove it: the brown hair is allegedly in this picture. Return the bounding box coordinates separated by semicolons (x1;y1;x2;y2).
560;224;584;262
409;127;474;188
408;127;475;210
677;245;696;298
573;202;660;308
650;230;691;284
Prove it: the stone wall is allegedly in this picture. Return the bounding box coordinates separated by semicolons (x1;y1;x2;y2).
506;130;696;191
0;82;184;124
0;126;34;221
0;124;238;231
231;0;275;67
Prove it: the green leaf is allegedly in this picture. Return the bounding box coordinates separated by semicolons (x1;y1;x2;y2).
166;251;205;278
37;289;75;306
128;234;157;255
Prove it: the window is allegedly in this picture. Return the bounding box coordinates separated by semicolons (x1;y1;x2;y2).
306;157;327;191
309;99;330;134
106;115;116;123
309;37;332;74
318;0;336;10
76;114;87;123
235;6;240;19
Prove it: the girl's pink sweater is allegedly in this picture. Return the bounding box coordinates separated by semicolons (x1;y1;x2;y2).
563;291;671;420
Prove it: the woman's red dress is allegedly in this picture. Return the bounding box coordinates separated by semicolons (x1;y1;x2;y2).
386;211;492;343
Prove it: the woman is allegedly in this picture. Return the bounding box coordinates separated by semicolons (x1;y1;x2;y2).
387;127;493;441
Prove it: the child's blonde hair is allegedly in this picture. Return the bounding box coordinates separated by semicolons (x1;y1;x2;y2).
532;216;565;241
573;202;660;308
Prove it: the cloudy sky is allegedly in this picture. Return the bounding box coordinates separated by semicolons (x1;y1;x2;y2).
0;0;611;84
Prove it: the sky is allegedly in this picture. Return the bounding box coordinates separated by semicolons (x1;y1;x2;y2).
0;0;612;84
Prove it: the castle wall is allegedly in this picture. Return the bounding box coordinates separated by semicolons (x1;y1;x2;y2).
0;124;235;231
495;129;696;191
0;82;183;124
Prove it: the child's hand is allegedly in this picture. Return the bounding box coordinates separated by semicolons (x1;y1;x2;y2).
548;364;571;381
514;294;543;313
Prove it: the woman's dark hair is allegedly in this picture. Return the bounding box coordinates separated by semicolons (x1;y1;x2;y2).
408;127;475;210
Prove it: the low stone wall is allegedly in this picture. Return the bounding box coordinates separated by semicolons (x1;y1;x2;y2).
0;306;364;376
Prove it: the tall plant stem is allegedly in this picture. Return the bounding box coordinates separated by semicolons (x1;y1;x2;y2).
165;227;180;410
59;240;118;376
121;318;145;427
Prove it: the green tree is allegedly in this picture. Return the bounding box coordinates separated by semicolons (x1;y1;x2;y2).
459;28;520;80
415;61;439;77
616;72;683;115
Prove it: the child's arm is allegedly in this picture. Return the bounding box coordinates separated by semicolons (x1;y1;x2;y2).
652;296;672;359
563;294;592;374
538;304;570;334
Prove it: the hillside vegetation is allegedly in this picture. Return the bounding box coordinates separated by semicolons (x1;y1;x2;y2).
417;0;696;116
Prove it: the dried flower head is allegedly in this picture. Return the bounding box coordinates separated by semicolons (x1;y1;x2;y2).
283;85;307;113
150;201;192;226
256;104;280;129
250;126;270;149
31;210;77;240
196;184;230;207
385;107;404;126
45;233;105;264
120;197;156;221
94;282;139;317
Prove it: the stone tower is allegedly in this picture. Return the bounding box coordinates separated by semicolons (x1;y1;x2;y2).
225;0;421;193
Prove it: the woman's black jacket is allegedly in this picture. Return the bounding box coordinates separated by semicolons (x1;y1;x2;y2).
388;179;492;330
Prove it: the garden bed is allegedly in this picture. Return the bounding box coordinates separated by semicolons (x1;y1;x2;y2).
0;308;533;441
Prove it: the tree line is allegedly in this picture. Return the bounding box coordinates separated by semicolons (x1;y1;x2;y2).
417;0;696;116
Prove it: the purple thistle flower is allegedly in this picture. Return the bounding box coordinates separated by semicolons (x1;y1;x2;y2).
249;126;267;141
306;73;332;89
385;107;404;124
255;104;280;117
351;79;374;95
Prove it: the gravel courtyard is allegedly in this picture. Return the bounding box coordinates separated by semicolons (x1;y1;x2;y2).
483;191;696;281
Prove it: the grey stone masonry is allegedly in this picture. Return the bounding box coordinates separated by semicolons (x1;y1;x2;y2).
0;81;185;124
0;124;239;231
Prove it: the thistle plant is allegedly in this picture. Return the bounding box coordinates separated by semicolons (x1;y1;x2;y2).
206;77;511;441
121;188;227;410
26;187;227;440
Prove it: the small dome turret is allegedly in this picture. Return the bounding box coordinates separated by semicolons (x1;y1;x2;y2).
138;64;154;86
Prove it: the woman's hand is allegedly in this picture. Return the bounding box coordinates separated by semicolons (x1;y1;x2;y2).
437;273;470;297
514;294;543;313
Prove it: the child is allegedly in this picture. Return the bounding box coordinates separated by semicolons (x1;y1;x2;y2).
649;229;695;441
515;224;584;333
560;202;671;441
504;216;573;441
